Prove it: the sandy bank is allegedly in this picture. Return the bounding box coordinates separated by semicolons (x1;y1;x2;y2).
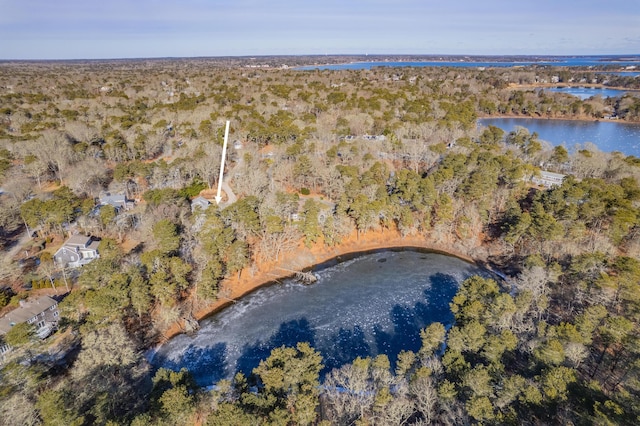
158;229;481;342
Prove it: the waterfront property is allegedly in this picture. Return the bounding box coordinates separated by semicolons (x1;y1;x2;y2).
0;296;60;356
53;234;100;268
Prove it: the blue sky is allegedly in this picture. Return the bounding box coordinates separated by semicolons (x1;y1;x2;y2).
1;0;639;59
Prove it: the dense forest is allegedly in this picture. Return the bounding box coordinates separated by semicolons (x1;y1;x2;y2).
0;57;639;425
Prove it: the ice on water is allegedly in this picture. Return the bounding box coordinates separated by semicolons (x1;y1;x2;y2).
152;250;488;386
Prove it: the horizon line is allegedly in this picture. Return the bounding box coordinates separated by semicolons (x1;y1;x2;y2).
2;53;640;63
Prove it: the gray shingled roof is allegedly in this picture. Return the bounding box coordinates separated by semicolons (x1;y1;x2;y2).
100;193;127;207
0;296;58;335
65;234;93;247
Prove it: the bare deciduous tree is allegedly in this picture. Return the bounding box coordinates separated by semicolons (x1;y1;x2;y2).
232;163;270;197
192;148;221;189
2;172;33;202
513;265;552;299
409;376;438;424
37;130;75;185
256;225;301;263
0;391;40;426
66;157;109;197
23;157;50;189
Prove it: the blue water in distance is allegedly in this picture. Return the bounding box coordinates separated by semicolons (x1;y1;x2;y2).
597;71;640;77
151;250;488;386
542;87;627;100
297;56;640;71
478;118;640;156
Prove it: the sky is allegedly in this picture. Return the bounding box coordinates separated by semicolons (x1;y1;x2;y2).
1;0;639;60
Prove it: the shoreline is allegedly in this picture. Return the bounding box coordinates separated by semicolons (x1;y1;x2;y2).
512;82;640;93
477;112;637;124
157;229;482;343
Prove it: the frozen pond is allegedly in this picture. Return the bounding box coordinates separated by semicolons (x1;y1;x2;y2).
151;250;488;386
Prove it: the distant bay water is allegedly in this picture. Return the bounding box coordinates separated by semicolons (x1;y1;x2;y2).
297;56;640;71
478;117;640;157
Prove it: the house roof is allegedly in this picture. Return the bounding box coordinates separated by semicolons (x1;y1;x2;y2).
65;234;93;247
99;193;127;206
0;296;58;335
539;171;565;180
54;235;100;267
192;196;211;205
191;196;211;211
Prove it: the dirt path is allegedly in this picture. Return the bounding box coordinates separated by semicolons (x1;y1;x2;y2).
220;180;237;205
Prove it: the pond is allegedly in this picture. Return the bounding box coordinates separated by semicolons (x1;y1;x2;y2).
541;86;627;100
478;117;640;157
150;250;489;386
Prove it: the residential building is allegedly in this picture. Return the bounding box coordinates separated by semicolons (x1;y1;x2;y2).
191;196;211;212
532;170;566;188
99;192;134;211
53;234;100;268
0;296;60;355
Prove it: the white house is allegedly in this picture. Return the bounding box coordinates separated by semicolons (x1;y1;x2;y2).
53;234;100;268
